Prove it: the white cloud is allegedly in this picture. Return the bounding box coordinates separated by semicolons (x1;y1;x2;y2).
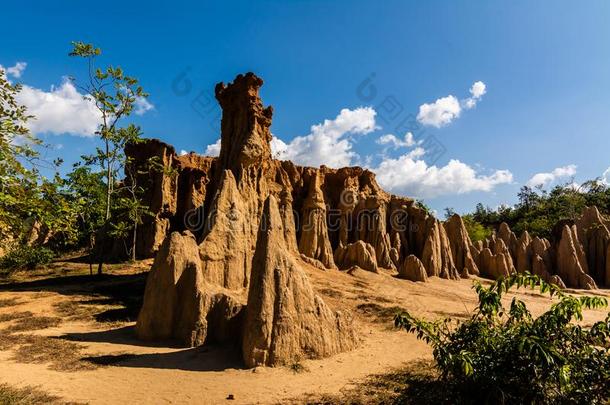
204;138;221;156
270;136;288;158
526;165;577;187
1;62;27;78
17;79;103;136
134;96;154;115
376;132;415;149
372;154;513;198
417;95;461;128
462;81;487;110
204;136;290;159
6;65;153;136
470;81;486;99
179;150;188;156
404;146;426;160
270;107;377;167
203;107;376;168
417;81;487;127
602;167;610;185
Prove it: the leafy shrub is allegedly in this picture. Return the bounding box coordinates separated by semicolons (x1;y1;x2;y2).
395;273;610;404
462;214;492;242
0;246;55;271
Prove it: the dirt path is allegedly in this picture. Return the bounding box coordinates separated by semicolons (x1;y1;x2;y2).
0;260;607;404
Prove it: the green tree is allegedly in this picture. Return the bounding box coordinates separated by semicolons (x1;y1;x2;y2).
0;66;42;246
461;215;492;242
415;199;432;215
65;164;106;273
395;273;610;403
443;207;456;220
68;41;148;273
109;153;154;262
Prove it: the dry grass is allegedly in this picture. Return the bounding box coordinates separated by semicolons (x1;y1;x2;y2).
291;360;447;405
355;294;393;304
52;299;98;322
355;303;406;323
288;359;310;374
0;331;96;372
0;298;20;308
318;288;344;298
0;303;95;372
0;383;61;405
11;335;96;372
0;383;85;405
0;332;26;351
0;311;33;323
6;316;61;332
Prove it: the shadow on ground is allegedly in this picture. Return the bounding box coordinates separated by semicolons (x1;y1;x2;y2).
80;344;245;372
0;273;147;323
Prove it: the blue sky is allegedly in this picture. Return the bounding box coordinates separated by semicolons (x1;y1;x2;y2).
2;1;610;214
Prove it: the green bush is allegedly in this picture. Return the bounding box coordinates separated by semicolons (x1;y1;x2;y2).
0;246;55;271
462;215;492;242
395;273;610;404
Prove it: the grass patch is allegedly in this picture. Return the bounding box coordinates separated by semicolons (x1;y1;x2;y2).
355;303;406;322
296;360;448;405
0;298;20;308
0;311;33;323
0;383;61;405
318;288;344;299
0;330;95;372
288;359;309;374
11;335;96;372
6;316;61;332
52;300;99;322
0;332;26;351
355;294;393;304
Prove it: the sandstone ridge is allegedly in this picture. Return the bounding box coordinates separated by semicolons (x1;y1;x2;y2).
126;73;608;366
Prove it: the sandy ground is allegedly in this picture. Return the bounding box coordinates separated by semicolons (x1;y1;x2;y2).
0;259;608;405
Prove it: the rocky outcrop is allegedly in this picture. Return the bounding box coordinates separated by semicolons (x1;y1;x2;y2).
479;247;513;279
575;206;610;286
422;219;459;279
498;222;518;262
124;139;178;258
334;240;378;273
444;214;479;277
556;224;597;289
135;73;360;367
215;73;273;177
476;231;516;279
298;172;336;269
476;214;609;289
242;197;357;367
515;231;532;273
398;255;428;282
136;231;244;346
130;72;610;369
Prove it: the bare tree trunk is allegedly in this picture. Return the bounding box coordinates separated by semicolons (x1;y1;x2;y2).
131;220;137;262
89;236;93;276
105;140;111;221
98;138;112;276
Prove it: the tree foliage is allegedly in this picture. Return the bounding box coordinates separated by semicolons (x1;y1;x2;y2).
466;181;610;239
395;273;610;403
0;42;153;272
0;67;79;250
0;68;40;243
68;41;150;272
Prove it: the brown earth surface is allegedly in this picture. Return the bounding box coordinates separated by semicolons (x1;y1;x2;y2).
0;258;608;405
